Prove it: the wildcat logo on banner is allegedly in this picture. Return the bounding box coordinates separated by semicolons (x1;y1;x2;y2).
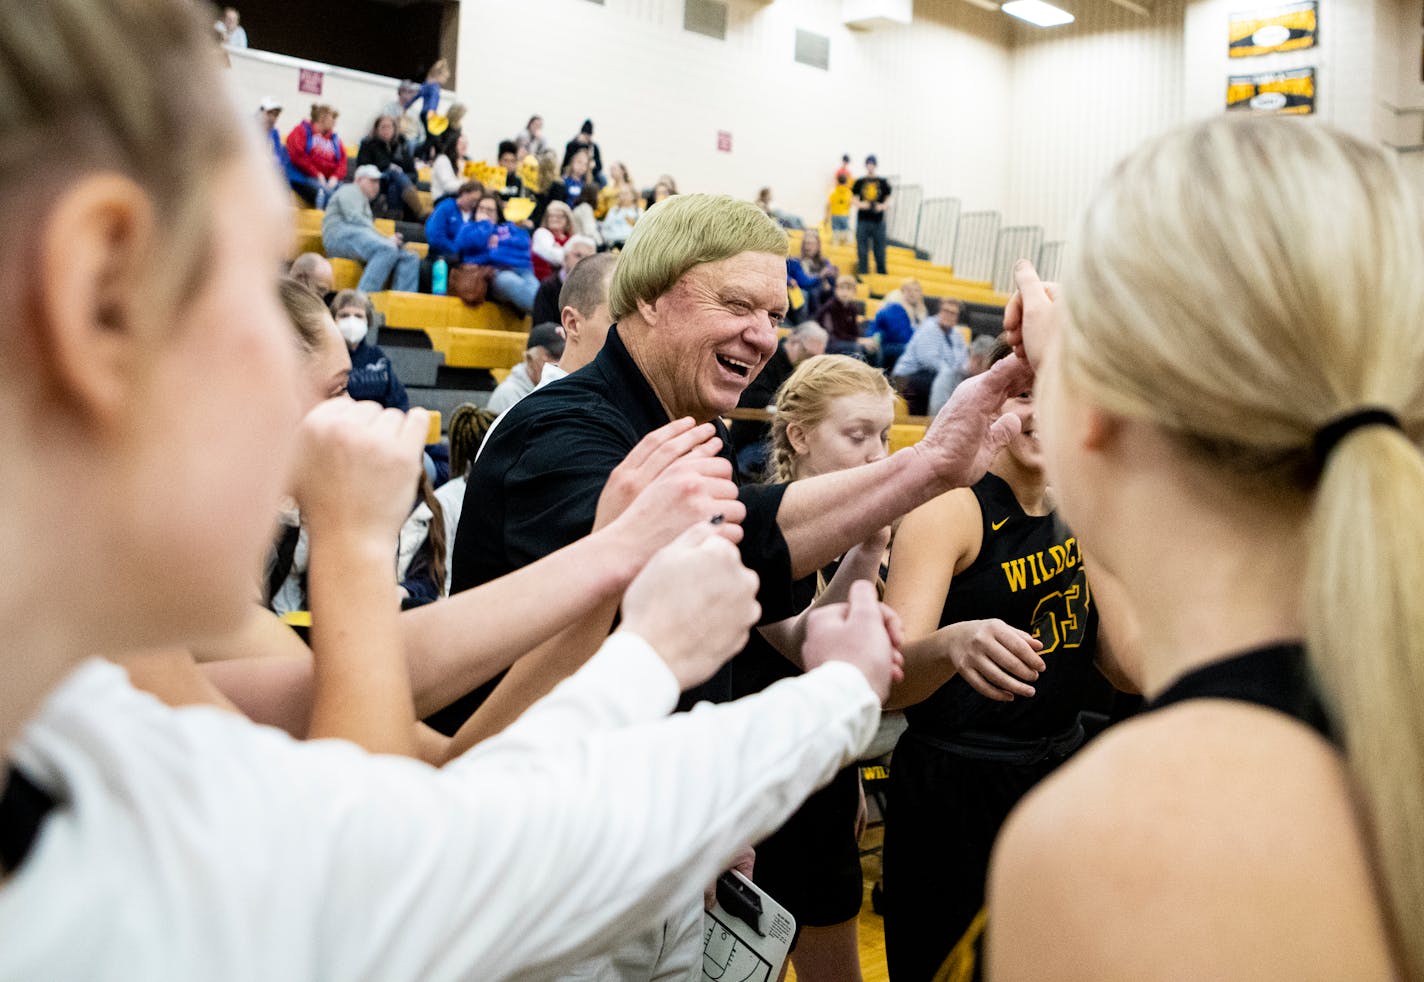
1229;1;1317;57
1227;67;1316;115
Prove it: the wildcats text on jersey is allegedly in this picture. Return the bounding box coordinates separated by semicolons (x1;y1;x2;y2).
1000;536;1080;593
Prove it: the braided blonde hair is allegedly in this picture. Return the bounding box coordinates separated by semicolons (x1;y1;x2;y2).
768;354;893;484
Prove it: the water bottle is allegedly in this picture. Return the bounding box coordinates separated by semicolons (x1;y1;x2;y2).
432;257;448;296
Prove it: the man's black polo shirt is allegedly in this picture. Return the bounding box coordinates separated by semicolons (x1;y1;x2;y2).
428;326;797;735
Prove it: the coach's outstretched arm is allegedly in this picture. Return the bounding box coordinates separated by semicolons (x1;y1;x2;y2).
776;354;1035;578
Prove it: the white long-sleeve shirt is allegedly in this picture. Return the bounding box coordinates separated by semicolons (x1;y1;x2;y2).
0;634;878;981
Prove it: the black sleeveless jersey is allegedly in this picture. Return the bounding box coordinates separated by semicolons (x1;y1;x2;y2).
904;472;1101;739
1145;642;1335;742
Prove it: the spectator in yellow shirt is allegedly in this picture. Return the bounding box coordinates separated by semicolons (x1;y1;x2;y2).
827;173;853;246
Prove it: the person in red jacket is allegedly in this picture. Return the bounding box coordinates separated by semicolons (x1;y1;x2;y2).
285;103;347;207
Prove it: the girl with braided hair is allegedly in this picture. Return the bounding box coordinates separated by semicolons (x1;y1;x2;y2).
731;354;897;982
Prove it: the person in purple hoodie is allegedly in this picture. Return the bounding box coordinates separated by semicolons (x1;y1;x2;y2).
456;193;538;312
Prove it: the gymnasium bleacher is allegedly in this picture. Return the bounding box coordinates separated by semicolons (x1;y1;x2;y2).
291;176;1015;452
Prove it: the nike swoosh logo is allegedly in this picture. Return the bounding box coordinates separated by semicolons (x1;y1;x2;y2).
991;518;1009;531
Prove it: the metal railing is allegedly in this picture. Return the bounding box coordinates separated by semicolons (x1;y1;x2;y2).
992;226;1045;293
952;211;1002;283
916;198;962;268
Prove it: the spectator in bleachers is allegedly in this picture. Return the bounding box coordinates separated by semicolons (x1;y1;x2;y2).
288;253;334;301
429;131;469;204
562;119;605;185
730;322;829;480
322;165;421;295
892;298;968;416
597;161;635;218
818;276;871;361
425;181;484;263
528;150;568;228
853;155;892;275
425;103;467;168
827;172;853;246
563;148;592;204
929;333;996;416
456;192;540;312
531;201;574;282
571;184;603;246
407;59;449;147
531;235;597;326
497;140;524;198
486;323;566;414
736;353;896;982
383;80;424;150
798;229;838;311
835;153;852;184
215;6;246;47
868;281;924;373
644;174;678;208
258;96;286;172
601;185;640;248
331;290;409;411
285;104;346;208
356;115;425;221
516;114;548;159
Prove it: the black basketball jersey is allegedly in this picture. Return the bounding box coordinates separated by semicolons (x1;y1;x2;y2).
904;472;1101;739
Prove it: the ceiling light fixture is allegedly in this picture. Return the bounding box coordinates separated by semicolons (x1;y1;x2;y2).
1001;0;1075;26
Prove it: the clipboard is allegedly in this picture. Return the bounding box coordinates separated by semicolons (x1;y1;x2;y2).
702;871;796;982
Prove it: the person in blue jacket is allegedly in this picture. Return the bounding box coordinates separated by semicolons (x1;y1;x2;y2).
868;281;924;373
455;193;539;312
425;181;484;263
330;289;409;410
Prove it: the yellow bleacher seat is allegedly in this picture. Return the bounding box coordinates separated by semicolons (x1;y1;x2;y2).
408;242;428;259
373;218;396;237
889;423;927;454
425;410;443;444
296;208;324;232
443;328;529;370
329;258;362;290
418;191;433;213
371;292;530;352
290;231;323;258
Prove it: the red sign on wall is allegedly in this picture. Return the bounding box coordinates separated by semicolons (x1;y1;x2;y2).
298;68;324;95
716;130;732;153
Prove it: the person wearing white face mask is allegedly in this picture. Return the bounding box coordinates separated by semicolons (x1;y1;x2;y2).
331;289;409;411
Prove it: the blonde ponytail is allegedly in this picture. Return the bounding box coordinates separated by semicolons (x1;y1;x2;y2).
1055;115;1424;976
1306;427;1424;976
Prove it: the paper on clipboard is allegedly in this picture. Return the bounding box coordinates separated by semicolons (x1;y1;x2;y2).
702;872;796;982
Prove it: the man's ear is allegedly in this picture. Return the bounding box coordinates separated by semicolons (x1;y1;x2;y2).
34;175;156;425
635;294;659;328
560;305;581;345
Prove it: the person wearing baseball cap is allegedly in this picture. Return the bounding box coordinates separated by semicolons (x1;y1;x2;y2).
322;164;421;294
486;323;567;414
257;97;286;174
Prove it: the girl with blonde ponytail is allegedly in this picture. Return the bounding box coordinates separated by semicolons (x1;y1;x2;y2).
735;354;895;982
988;115;1423;980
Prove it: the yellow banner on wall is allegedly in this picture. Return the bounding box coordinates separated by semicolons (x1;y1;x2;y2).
1226;66;1316;114
1229;1;1317;57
